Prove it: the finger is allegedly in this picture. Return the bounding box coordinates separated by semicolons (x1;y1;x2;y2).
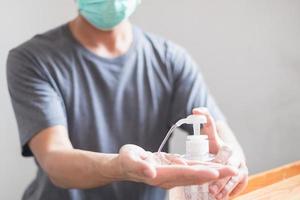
120;145;157;179
192;162;238;177
211;156;241;196
230;176;248;197
217;165;238;179
151;165;220;188
229;164;249;197
130;152;156;178
184;160;238;180
138;160;157;179
216;175;240;200
184;160;237;171
209;157;237;196
209;152;237;196
209;177;231;196
192;107;209;114
136;152;158;179
128;154;157;179
152;163;237;189
216;166;249;200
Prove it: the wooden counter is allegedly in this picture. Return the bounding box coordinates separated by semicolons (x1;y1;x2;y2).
233;161;300;200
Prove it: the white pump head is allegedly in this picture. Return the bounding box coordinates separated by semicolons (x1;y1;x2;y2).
175;115;207;135
175;114;209;160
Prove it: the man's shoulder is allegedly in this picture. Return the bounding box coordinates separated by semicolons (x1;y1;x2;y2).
9;24;70;59
136;26;188;61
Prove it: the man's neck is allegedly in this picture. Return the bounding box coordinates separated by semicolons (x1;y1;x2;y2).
69;16;133;58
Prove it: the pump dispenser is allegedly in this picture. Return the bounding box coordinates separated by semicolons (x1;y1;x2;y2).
175;114;206;136
175;115;209;162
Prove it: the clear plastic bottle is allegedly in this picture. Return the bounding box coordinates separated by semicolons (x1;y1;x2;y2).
169;135;211;200
168;141;233;200
156;114;233;200
163;115;233;200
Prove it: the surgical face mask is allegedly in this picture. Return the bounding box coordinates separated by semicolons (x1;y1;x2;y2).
76;0;141;31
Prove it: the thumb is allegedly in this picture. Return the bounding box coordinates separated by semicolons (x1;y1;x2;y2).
138;159;157;179
119;145;157;180
129;147;157;179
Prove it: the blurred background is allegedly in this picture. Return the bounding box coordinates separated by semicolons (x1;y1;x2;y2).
0;0;299;199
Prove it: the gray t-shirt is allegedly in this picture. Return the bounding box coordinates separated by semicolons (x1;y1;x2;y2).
7;24;225;200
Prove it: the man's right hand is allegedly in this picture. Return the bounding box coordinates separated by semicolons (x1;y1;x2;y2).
117;144;238;189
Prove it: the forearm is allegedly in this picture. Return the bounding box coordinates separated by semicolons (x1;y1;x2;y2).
216;121;246;162
42;149;122;189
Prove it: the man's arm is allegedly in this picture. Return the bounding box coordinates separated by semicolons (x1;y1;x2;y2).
29;125;124;189
29;125;237;189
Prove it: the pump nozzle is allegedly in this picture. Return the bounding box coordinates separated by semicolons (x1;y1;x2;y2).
175;115;207;135
158;114;207;154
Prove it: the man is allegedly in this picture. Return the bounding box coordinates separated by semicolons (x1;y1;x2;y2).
6;0;248;200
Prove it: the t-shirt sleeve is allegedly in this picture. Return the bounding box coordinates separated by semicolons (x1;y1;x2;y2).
166;43;226;132
6;49;67;157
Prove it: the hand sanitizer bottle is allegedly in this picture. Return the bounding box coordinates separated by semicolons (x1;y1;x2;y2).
169;115;212;200
156;114;233;200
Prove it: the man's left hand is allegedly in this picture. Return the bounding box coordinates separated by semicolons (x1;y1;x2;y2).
192;108;249;199
209;155;248;199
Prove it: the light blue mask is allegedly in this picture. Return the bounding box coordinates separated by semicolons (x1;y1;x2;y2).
77;0;141;30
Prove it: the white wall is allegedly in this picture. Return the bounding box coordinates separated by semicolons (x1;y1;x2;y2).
1;0;300;199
